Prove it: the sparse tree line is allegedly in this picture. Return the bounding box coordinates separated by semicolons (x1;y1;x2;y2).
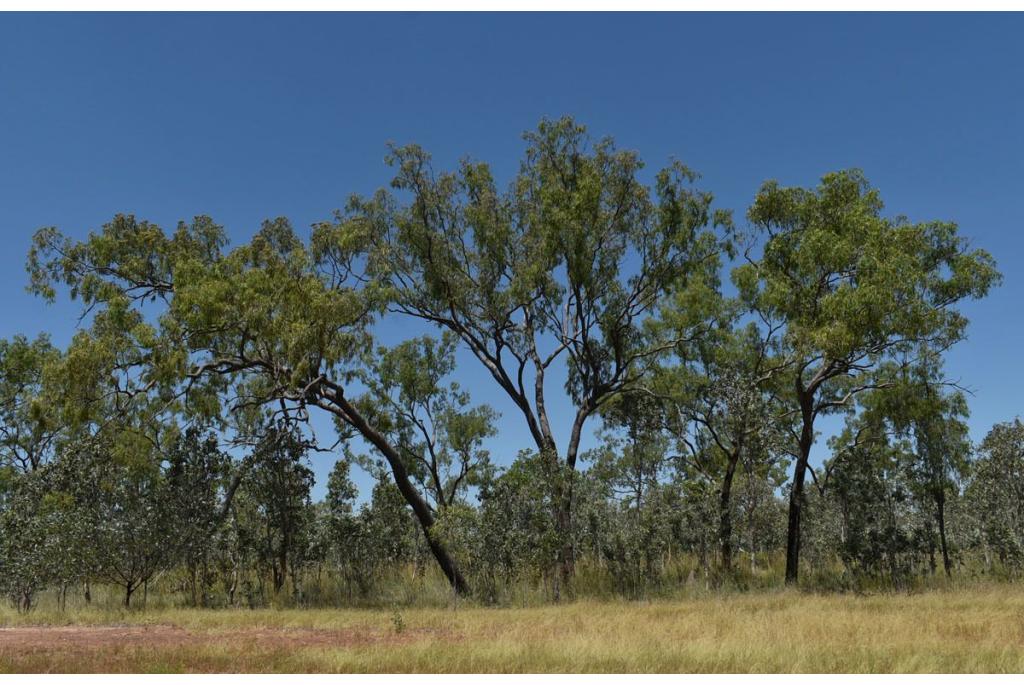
1;117;1017;611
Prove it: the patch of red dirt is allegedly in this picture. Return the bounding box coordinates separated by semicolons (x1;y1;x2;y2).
0;624;452;654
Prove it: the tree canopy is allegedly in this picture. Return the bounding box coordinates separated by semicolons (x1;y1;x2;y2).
1;117;1011;610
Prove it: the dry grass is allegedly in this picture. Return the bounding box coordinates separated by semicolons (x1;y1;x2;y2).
2;585;1024;672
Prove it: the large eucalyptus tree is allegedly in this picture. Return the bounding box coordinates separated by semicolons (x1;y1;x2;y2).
27;214;477;593
733;170;1000;583
330;117;732;588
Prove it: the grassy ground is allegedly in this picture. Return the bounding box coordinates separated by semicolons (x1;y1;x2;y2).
2;585;1024;672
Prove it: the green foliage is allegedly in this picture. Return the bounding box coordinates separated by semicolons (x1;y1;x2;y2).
732;169;1000;583
335;116;735;580
0;334;63;473
966;420;1024;570
2;117;1008;609
0;463;93;610
736;170;999;362
354;332;498;512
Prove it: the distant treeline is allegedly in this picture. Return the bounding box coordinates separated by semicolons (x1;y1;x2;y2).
1;117;1016;611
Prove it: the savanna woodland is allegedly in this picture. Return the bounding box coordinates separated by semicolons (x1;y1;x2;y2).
3;117;1016;619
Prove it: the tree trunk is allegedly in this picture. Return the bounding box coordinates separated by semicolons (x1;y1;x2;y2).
291;565;302;605
719;447;741;573
554;478;575;598
200;559;210;608
273;563;284;594
228;565;238;606
748;503;758;572
326;391;470;594
124;582;135;608
785;400;814;585
935;490;952;578
276;535;289;595
557;408;592;596
216;468;247;525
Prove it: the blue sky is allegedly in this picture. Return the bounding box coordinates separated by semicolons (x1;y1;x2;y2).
1;13;1021;500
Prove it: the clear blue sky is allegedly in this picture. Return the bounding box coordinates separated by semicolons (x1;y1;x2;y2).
1;13;1021;500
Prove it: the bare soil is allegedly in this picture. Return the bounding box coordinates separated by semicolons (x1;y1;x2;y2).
0;624;436;654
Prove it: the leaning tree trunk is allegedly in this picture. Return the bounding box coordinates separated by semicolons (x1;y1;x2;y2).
328;392;470;595
215;467;248;525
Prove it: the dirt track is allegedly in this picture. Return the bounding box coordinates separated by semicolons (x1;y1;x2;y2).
0;624;433;653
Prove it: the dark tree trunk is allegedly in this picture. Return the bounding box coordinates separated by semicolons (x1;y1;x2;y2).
553;472;575;598
200;559;209;608
719;447;741;573
557;409;592;596
784;464;806;585
276;530;290;595
124;582;135;608
327;391;470;595
273;563;284;594
785;399;815;585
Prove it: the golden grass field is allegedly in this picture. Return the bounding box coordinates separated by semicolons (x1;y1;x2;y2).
2;586;1024;673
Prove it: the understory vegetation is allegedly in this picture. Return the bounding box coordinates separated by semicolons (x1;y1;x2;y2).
1;117;1017;614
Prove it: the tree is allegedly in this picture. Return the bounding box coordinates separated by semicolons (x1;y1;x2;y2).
827;409;918;584
28;214;471;593
876;358;972;578
358;467;423;575
586;394;675;595
320;458;366;599
653;316;791;573
354;333;498;513
0;462;94;611
0;335;63;473
731;462;787;573
340;116;731;589
733;170;1000;583
243;429;315;596
74;435;181;608
164;427;232;605
588;393;669;517
476;450;563;596
968;419;1024;570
